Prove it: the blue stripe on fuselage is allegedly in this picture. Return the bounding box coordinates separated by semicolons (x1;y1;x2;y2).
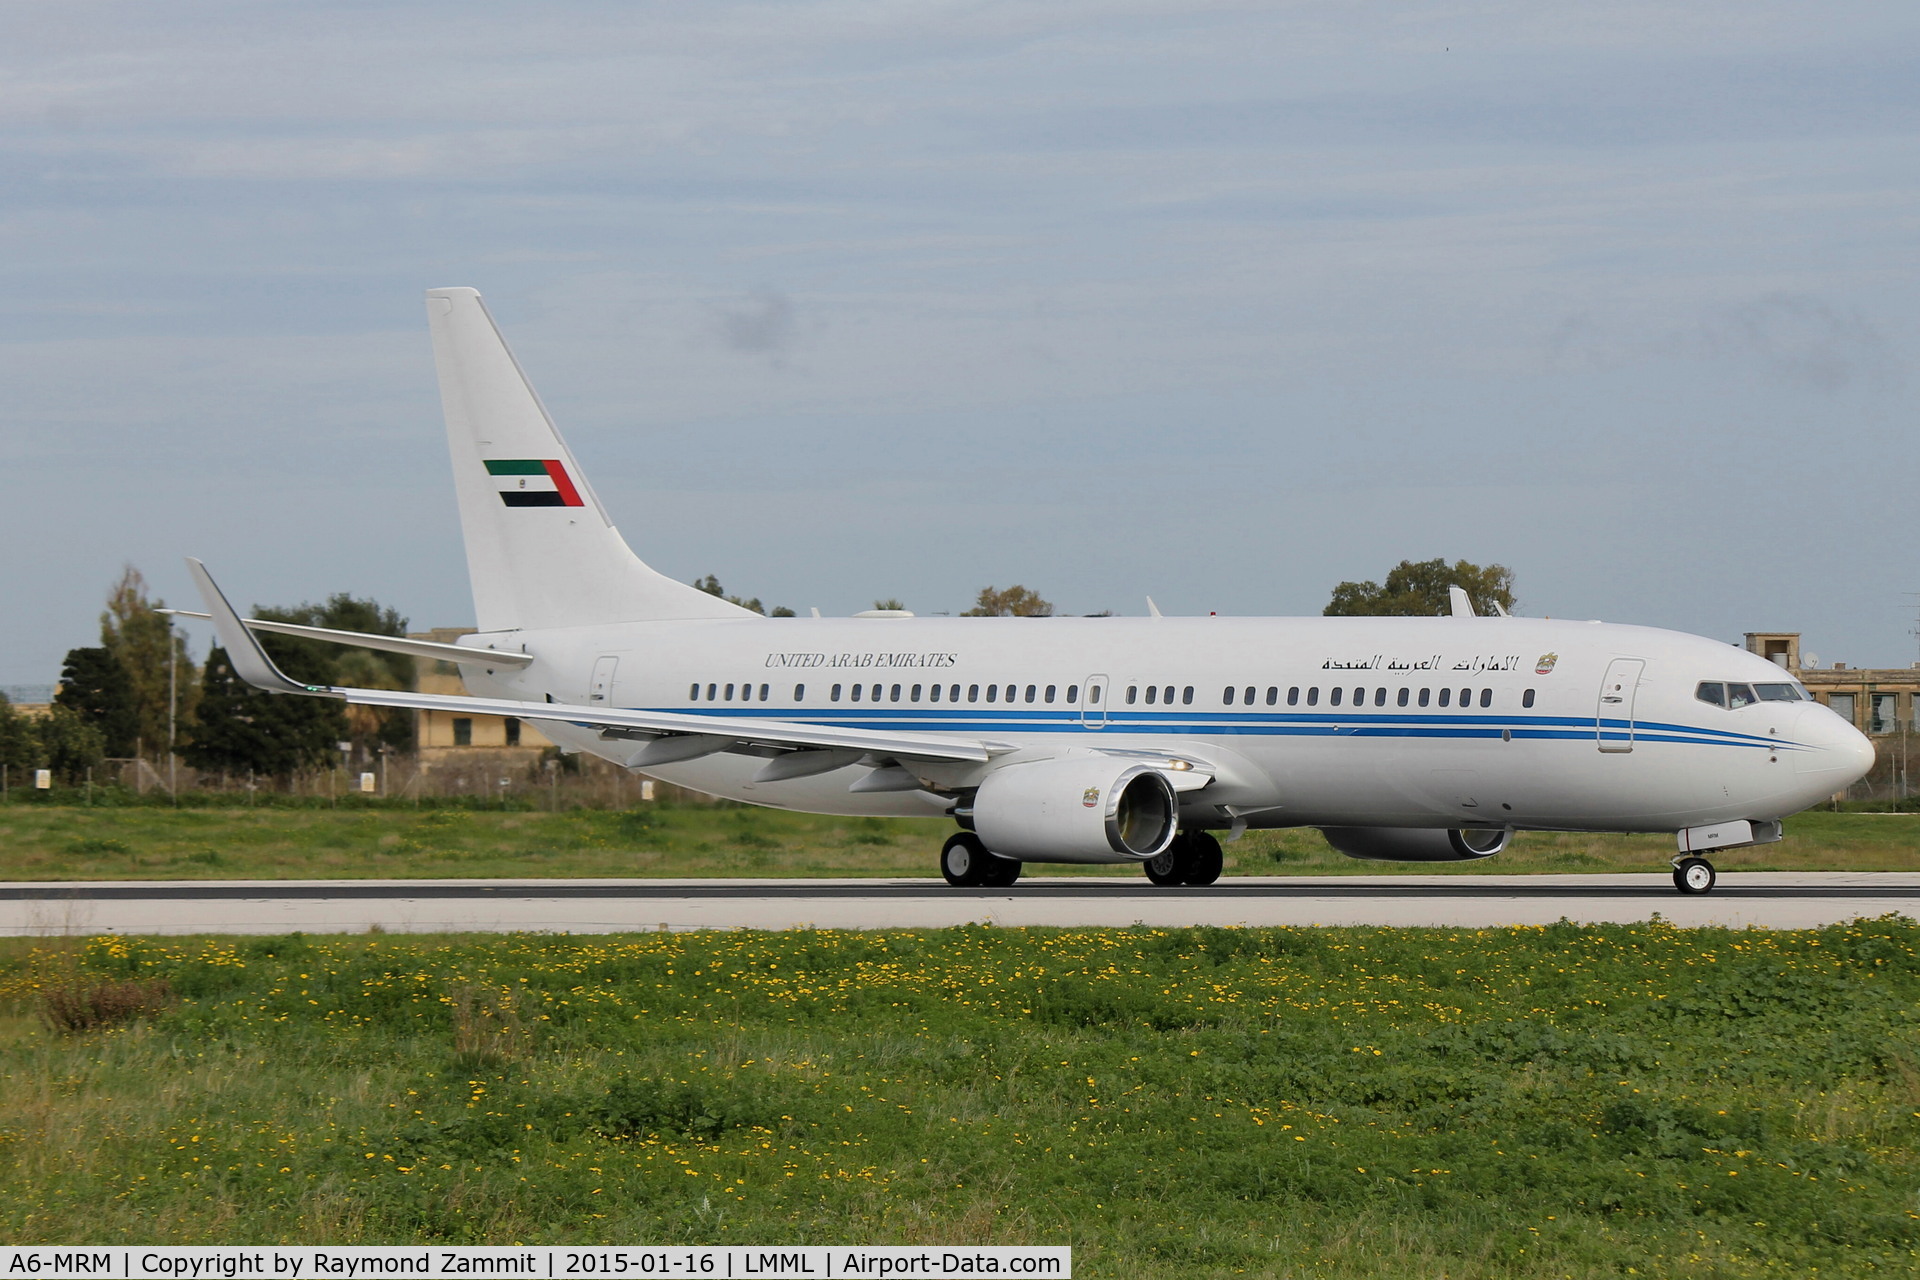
626;706;1806;752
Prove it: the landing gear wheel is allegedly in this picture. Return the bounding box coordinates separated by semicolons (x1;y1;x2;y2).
1143;832;1226;887
941;832;1020;888
1182;831;1224;886
941;832;988;886
1144;845;1186;886
1672;856;1716;895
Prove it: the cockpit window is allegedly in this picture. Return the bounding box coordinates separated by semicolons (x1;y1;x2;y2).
1702;679;1805;708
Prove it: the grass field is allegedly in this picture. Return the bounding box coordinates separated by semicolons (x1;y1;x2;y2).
3;919;1918;1275
0;802;1915;882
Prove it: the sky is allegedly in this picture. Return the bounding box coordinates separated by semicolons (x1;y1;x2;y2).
3;0;1917;685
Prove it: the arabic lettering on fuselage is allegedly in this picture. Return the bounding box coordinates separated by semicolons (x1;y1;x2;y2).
1322;654;1522;674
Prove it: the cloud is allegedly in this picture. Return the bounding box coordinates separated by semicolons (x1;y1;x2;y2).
717;290;797;355
1702;293;1896;392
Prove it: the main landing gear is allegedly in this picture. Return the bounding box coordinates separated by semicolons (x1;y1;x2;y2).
1143;831;1224;887
1672;856;1717;895
941;832;1022;888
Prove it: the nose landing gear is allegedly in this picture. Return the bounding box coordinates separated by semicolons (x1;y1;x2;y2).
1672;855;1716;895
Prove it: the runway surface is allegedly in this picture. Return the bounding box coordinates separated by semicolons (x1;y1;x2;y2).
3;872;1917;934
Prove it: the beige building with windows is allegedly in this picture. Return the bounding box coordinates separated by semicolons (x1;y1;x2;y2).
1745;632;1920;736
410;629;552;771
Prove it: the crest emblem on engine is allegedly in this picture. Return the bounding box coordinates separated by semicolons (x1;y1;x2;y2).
1535;653;1559;676
1082;787;1100;808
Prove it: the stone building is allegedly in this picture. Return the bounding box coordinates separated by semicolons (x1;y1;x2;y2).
1745;632;1920;736
409;628;552;773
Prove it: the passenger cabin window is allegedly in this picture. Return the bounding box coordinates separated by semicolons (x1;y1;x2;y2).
689;682;699;700
1458;687;1470;706
1287;687;1299;706
871;684;882;702
951;684;961;701
928;684;940;702
1352;687;1363;706
706;683;717;701
1374;688;1386;707
987;685;999;703
724;683;735;701
1026;684;1038;703
1044;685;1056;704
890;684;902;702
1306;687;1318;706
1223;686;1236;705
1330;688;1343;707
1439;688;1451;707
759;683;769;701
910;684;922;702
1419;688;1430;707
1397;688;1409;707
1727;683;1756;709
1126;686;1138;704
1146;686;1157;705
1089;686;1101;704
1182;686;1194;705
968;684;980;702
1479;688;1492;708
850;684;862;702
1266;687;1278;705
1522;688;1535;708
795;684;806;701
1066;685;1077;704
830;684;842;702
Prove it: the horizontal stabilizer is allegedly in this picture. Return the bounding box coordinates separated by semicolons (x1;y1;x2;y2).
159;610;532;668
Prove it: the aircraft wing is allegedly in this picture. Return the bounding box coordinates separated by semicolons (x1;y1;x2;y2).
184;559;993;766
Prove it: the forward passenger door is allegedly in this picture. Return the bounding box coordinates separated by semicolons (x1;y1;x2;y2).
1597;658;1644;753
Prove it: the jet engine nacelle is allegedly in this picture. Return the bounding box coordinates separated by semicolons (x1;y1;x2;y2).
1320;826;1511;862
972;758;1180;863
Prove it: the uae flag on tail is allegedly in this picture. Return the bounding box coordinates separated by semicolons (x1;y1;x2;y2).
485;459;584;507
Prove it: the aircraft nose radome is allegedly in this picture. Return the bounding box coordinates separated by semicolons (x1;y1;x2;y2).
1792;705;1875;784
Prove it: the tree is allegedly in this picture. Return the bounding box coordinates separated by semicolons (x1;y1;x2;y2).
872;598;906;612
693;574;792;617
258;594;416;757
1323;558;1516;618
186;646;343;777
36;706;105;783
100;565;198;755
963;585;1053;617
54;647;141;757
0;694;42;780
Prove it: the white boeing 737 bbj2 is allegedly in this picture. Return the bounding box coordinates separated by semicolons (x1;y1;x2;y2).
182;287;1875;895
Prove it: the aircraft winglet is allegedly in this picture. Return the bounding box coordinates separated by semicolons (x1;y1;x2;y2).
184;558;339;698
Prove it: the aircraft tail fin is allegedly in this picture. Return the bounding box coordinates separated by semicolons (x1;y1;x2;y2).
425;287;753;631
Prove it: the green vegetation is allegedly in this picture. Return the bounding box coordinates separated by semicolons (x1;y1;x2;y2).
0;800;1911;881
3;920;1918;1275
1324;558;1516;618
